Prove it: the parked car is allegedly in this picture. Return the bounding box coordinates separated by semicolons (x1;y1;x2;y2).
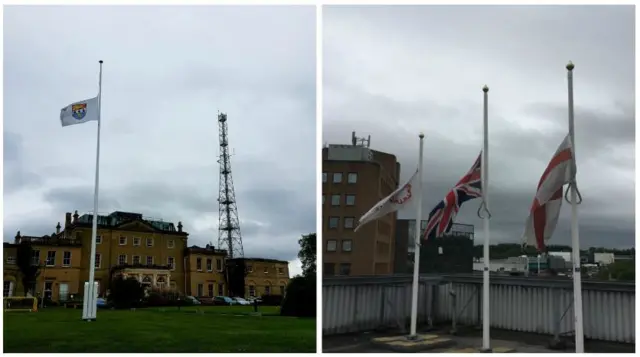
233;297;251;306
213;296;236;306
185;296;201;305
96;297;108;308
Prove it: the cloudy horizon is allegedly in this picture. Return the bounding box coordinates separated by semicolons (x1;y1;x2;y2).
4;5;316;274
323;5;635;249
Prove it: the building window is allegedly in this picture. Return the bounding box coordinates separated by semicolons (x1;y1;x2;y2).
345;195;356;206
95;253;101;268
216;259;223;271
218;283;224;296
167;239;175;248
196;258;202;271
6;256;16;265
96;235;102;244
146;256;154;265
339;263;351;276
63;251;71;267
347;172;358;183
206;258;213;272
322;172;327;183
197;284;204;297
133;237;141;246
119;236;127;245
324;263;335;276
278;267;284;274
46;251;56;266
265;285;271;295
344;217;355;229
208;283;214;297
342;240;352;252
263;267;268;274
331;195;341;206
328;217;339;229
333;172;343;183
31;250;40;266
118;255;127;265
280;285;285;295
247;265;253;273
146;238;154;247
168;257;175;270
4;281;13;297
326;240;337;252
133;255;141;265
249;285;256;297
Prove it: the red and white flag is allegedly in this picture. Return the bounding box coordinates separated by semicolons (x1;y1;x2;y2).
522;134;576;251
354;169;419;232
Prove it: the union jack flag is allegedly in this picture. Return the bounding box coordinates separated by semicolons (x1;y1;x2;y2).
423;152;483;241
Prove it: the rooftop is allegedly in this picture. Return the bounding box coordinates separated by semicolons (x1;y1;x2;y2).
76;211;180;233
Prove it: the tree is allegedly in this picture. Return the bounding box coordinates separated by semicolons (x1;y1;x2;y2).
16;242;40;295
281;233;317;317
225;259;247;297
109;276;145;309
298;233;316;277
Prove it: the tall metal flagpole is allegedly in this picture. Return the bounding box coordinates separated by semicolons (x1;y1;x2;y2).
481;85;491;352
408;133;425;339
83;60;103;321
566;61;584;352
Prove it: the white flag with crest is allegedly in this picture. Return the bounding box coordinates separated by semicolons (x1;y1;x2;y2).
354;169;419;232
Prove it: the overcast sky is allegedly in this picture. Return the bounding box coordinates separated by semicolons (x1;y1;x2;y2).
324;5;635;249
4;5;315;276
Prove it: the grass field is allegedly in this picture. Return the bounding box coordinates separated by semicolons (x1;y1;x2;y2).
3;305;316;353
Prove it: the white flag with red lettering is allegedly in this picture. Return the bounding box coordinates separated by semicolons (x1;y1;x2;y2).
354;169;419;232
522;134;575;251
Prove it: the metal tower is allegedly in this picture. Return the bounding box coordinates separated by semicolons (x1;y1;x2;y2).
217;112;244;258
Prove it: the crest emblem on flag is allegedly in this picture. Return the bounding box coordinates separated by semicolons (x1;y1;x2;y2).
72;103;87;120
390;182;413;205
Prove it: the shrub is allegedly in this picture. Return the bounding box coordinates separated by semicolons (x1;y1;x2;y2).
144;287;188;307
260;294;284;306
108;276;145;309
280;275;315;317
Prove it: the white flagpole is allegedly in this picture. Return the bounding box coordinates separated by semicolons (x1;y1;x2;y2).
566;61;584;352
481;85;491;351
408;133;425;338
83;60;103;321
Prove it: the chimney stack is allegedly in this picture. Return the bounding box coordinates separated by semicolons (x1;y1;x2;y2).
65;212;72;227
73;210;79;223
56;222;61;235
14;231;21;244
177;221;183;233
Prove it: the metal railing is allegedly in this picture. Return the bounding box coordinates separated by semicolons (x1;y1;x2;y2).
322;274;635;344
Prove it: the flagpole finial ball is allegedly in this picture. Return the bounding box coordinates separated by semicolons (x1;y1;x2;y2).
482;85;489;93
566;61;574;71
419;133;425;139
99;60;103;64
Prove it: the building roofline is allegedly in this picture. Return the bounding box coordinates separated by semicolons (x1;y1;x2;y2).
228;257;289;264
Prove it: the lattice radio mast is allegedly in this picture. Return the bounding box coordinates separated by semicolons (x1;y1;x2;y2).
217;112;244;258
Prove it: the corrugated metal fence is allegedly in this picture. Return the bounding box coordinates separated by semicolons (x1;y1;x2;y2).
322;274;635;344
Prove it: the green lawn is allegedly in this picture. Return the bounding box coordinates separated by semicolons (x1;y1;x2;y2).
3;305;316;353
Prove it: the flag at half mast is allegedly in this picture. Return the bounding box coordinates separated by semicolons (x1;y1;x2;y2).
354;169;419;232
60;96;99;127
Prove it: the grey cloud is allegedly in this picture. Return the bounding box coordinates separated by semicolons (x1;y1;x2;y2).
4;5;316;264
4;132;43;193
324;5;634;249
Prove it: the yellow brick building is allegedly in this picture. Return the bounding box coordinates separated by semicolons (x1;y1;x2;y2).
3;210;290;301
